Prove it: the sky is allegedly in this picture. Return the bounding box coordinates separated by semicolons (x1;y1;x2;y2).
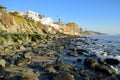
0;0;120;34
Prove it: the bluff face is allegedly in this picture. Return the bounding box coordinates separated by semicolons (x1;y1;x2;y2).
0;11;52;34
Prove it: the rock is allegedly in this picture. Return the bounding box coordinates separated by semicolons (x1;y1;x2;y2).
10;75;23;80
84;57;98;68
24;52;32;59
54;61;74;71
83;76;90;80
108;77;118;80
18;45;26;50
47;50;57;55
79;69;88;77
23;69;39;80
66;52;78;57
54;72;75;80
77;58;82;62
16;58;31;67
104;58;119;65
94;38;99;41
39;74;50;80
98;58;106;64
32;49;39;53
95;64;116;76
0;59;6;67
45;64;56;73
76;49;88;53
0;65;5;79
23;76;30;80
116;74;120;80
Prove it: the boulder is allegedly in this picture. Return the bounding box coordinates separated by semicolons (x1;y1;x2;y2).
45;64;56;73
104;58;119;65
77;58;82;62
84;57;98;68
16;58;31;67
95;64;116;76
24;52;32;59
0;65;5;79
23;69;39;80
76;49;88;53
79;69;89;77
83;76;90;80
0;59;6;67
98;58;106;64
54;61;74;71
54;72;75;80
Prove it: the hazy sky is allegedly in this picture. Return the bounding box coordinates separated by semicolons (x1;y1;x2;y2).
0;0;120;34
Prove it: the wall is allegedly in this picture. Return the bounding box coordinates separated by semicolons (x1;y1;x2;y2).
59;22;79;35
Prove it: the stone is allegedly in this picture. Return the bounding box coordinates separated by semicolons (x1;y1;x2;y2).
104;58;119;65
16;45;26;50
0;65;5;79
23;76;30;80
77;58;82;62
24;52;32;59
84;57;98;68
76;49;88;53
98;58;106;64
47;50;57;55
54;61;74;71
23;69;39;80
45;64;56;73
95;64;116;76
54;72;75;80
79;69;88;77
83;76;90;80
66;52;78;57
16;58;31;67
0;59;6;67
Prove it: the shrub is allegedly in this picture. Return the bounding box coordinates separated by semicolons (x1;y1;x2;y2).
0;33;46;46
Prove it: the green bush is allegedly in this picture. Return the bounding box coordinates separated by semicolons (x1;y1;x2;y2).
0;33;46;46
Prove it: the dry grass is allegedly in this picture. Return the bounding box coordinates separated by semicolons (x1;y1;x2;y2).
0;11;14;26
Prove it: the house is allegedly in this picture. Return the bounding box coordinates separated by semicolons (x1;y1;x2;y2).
20;11;60;32
40;17;60;31
20;10;40;21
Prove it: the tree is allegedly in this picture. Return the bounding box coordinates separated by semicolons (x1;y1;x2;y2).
9;11;19;16
0;5;7;11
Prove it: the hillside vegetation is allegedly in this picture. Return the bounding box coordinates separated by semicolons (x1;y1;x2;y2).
0;10;53;34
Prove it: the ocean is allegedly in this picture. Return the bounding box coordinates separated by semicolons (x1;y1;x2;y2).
89;34;120;55
88;34;120;73
61;34;120;74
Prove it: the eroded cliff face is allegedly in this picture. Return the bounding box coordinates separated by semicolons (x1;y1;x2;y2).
0;11;52;34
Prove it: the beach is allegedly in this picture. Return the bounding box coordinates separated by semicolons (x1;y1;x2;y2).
0;34;120;80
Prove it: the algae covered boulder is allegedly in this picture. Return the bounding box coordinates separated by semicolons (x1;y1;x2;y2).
54;72;75;80
84;57;98;68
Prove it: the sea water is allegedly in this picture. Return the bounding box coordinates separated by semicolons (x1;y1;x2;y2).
61;34;120;74
89;34;120;55
88;34;120;74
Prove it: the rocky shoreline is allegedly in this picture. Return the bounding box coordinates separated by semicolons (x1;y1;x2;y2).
0;35;120;80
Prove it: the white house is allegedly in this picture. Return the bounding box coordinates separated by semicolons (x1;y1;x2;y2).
20;10;60;31
20;10;40;21
40;17;59;30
